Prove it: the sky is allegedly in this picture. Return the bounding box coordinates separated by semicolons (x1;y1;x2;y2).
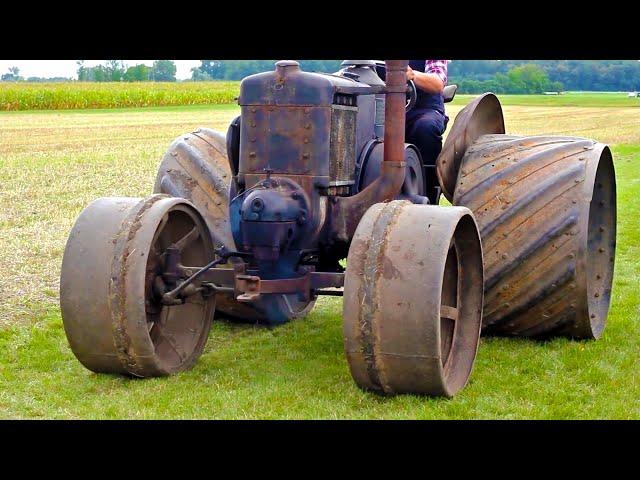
0;60;202;80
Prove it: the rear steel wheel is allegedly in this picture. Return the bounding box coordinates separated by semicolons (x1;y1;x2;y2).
454;135;616;338
343;200;484;397
60;195;214;376
154;127;315;324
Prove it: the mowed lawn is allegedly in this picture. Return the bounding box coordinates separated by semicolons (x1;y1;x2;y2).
0;98;638;419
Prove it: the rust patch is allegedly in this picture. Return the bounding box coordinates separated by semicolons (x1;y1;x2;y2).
359;201;405;393
109;194;167;376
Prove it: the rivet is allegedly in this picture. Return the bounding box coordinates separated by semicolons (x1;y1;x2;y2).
501;253;508;259
249;152;256;158
591;314;596;319
304;138;309;144
599;226;605;232
569;253;575;259
599;247;605;253
303;153;310;159
594;292;600;297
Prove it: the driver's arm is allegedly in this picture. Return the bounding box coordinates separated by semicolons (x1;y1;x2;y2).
406;60;448;94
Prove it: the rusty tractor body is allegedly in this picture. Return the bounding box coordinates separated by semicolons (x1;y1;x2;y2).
60;60;616;397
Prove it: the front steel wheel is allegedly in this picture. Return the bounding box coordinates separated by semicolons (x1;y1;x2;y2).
343;200;484;397
60;195;215;377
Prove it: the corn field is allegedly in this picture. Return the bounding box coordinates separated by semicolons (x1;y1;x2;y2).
0;82;240;110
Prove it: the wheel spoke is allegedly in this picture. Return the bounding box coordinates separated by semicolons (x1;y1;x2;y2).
440;305;458;321
173;226;200;252
153;307;187;361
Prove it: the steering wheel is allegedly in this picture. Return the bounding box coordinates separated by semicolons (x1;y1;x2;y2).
406;80;418;112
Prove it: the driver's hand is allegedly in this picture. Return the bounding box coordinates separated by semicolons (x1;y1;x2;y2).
406;66;415;81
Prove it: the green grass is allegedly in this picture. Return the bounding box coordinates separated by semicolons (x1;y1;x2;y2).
0;81;239;111
453;92;640;108
0;98;638;418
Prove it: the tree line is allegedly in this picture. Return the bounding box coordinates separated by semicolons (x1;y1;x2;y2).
2;60;639;93
448;60;640;93
76;60;177;82
191;60;640;94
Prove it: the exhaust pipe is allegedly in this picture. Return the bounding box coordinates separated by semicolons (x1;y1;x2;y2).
331;60;409;241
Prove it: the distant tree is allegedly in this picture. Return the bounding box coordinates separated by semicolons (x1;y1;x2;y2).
151;60;176;81
105;60;126;81
124;64;151;82
196;60;226;79
190;67;213;81
1;66;23;82
506;64;549;94
77;61;91;81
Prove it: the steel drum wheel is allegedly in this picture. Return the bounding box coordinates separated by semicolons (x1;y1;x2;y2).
453;135;616;339
154;127;315;325
343;200;484;397
60;195;215;377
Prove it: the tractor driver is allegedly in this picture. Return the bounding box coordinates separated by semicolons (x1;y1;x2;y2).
405;60;449;204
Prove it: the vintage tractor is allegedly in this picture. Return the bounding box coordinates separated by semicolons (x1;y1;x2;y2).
60;60;616;397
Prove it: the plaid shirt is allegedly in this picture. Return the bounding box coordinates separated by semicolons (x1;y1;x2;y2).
424;60;448;85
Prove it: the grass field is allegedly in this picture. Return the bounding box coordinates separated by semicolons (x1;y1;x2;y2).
0;96;638;419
